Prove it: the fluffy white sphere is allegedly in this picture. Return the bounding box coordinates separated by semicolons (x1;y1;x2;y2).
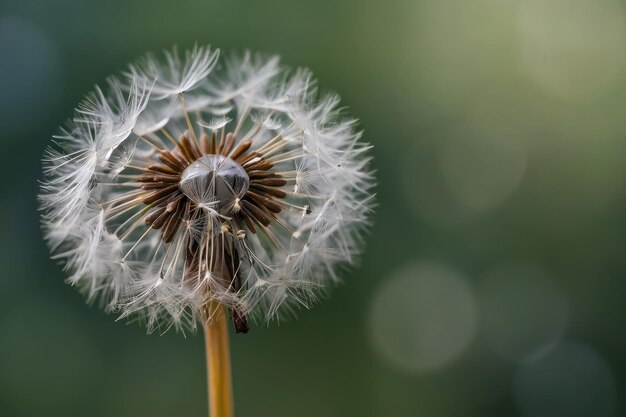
40;46;375;333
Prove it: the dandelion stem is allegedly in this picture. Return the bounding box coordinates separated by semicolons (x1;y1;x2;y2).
204;301;234;417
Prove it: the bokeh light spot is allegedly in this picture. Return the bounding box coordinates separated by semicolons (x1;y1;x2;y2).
368;262;477;375
514;342;617;417
518;0;626;99
478;264;568;361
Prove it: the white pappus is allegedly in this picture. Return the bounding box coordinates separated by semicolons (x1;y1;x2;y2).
39;45;375;334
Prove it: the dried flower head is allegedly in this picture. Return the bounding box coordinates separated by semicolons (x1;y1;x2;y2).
40;46;374;333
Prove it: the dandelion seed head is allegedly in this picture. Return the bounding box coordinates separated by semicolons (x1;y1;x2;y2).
40;45;375;333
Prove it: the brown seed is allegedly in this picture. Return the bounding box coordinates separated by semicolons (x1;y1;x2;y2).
137;174;179;183
230;307;249;334
250;184;287;199
170;149;189;166
210;132;217;154
141;182;172;190
251;178;287;187
151;209;171;229
230;140;252;160
146;164;178;176
161;200;185;242
166;195;182;212
248;171;281;179
200;133;211;155
221;132;236;156
246;197;278;221
217;132;225;154
242;200;271;226
159;150;186;171
178;133;200;162
246;191;282;213
242;215;256;234
142;184;179;205
236;152;258;165
245;160;274;171
145;207;166;226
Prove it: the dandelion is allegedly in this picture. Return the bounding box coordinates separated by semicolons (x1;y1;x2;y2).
39;45;374;417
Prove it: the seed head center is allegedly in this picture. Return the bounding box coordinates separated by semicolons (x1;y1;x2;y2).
179;154;249;214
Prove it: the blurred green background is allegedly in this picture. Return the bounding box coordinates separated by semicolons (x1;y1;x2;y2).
1;0;626;416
